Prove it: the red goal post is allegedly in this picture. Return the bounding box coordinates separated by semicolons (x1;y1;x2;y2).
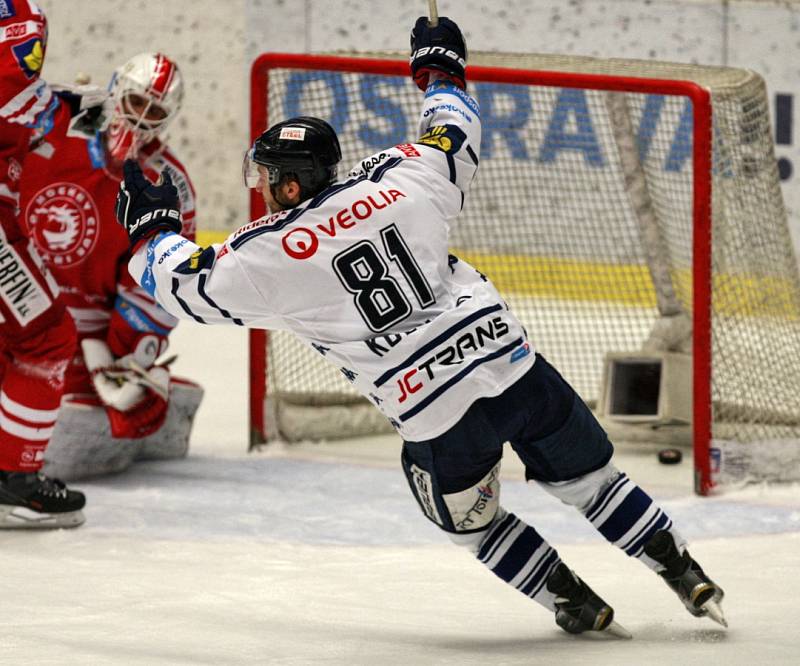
248;52;800;496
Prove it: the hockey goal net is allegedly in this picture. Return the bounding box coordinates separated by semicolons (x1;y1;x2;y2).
249;52;800;494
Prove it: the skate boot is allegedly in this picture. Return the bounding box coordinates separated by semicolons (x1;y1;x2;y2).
643;529;727;627
546;562;632;639
0;471;86;529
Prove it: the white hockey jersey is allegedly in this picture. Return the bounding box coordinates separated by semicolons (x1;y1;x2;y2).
129;80;536;442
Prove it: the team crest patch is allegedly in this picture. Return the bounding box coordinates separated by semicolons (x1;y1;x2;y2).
418;125;466;154
0;0;16;19
25;183;100;267
12;36;43;78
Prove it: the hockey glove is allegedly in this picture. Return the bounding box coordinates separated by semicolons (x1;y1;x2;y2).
54;83;114;138
116;159;182;246
410;16;467;91
82;338;170;439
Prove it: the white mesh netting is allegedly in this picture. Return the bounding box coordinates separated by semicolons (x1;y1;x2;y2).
253;53;800;487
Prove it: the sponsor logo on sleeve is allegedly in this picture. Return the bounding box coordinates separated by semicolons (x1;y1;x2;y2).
347;152;389;179
157;238;189;265
11;36;43;78
427;82;480;118
423;103;473;123
1;20;35;42
395;143;421;158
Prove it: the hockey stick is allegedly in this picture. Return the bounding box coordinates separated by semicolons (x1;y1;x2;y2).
428;0;439;27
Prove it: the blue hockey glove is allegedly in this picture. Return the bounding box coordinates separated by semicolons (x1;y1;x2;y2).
115;159;182;246
410;16;467;91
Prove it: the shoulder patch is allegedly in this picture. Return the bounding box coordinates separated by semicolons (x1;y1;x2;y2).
12;35;43;78
417;124;467;154
175;246;216;274
0;0;17;19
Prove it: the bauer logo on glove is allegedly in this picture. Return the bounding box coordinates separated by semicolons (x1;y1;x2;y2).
409;16;467;91
116;159;182;246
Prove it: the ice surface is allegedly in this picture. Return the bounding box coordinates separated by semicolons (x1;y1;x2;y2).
1;324;799;665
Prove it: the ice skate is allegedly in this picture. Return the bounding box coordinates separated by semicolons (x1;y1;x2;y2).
546;562;632;639
643;529;727;628
0;471;86;529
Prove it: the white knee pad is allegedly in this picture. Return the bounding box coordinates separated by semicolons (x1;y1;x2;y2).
535;461;620;512
448;506;507;554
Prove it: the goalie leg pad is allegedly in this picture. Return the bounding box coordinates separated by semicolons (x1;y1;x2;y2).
43;378;203;479
135;377;204;461
43;398;141;480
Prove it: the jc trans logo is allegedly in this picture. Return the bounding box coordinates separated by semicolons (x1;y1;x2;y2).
279;71;797;180
395;315;511;404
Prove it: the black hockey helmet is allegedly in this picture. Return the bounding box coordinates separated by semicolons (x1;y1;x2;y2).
245;116;341;200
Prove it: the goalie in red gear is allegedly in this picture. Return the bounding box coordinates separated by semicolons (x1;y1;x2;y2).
17;52;203;480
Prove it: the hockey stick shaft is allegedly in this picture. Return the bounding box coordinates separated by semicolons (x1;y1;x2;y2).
428;0;439;27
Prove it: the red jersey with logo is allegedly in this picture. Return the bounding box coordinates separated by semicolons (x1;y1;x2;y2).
0;0;50;224
18;97;196;391
0;0;81;474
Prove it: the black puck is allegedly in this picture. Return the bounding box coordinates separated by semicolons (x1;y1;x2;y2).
658;448;683;465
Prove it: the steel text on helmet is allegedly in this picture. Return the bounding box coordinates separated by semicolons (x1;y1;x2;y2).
106;53;184;162
243;116;342;208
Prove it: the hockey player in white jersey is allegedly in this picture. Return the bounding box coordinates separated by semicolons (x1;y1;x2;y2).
115;15;726;637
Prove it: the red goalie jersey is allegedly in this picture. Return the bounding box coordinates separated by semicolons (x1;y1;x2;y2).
17;61;196;400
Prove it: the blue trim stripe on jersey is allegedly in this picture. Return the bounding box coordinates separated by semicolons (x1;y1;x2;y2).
369;156;402;182
114;297;170;336
231;159;404;250
465;144;479;166
399;337;523;422
445;152;456;184
171;277;205;324
373;303;503;387
197;273;244;326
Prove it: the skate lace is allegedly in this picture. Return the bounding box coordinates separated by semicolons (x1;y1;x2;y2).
35;472;68;499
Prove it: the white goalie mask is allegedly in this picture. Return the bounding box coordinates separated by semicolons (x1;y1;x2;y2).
106;52;184;160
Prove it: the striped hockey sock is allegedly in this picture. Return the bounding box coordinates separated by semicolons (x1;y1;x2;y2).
582;472;679;570
475;509;562;611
